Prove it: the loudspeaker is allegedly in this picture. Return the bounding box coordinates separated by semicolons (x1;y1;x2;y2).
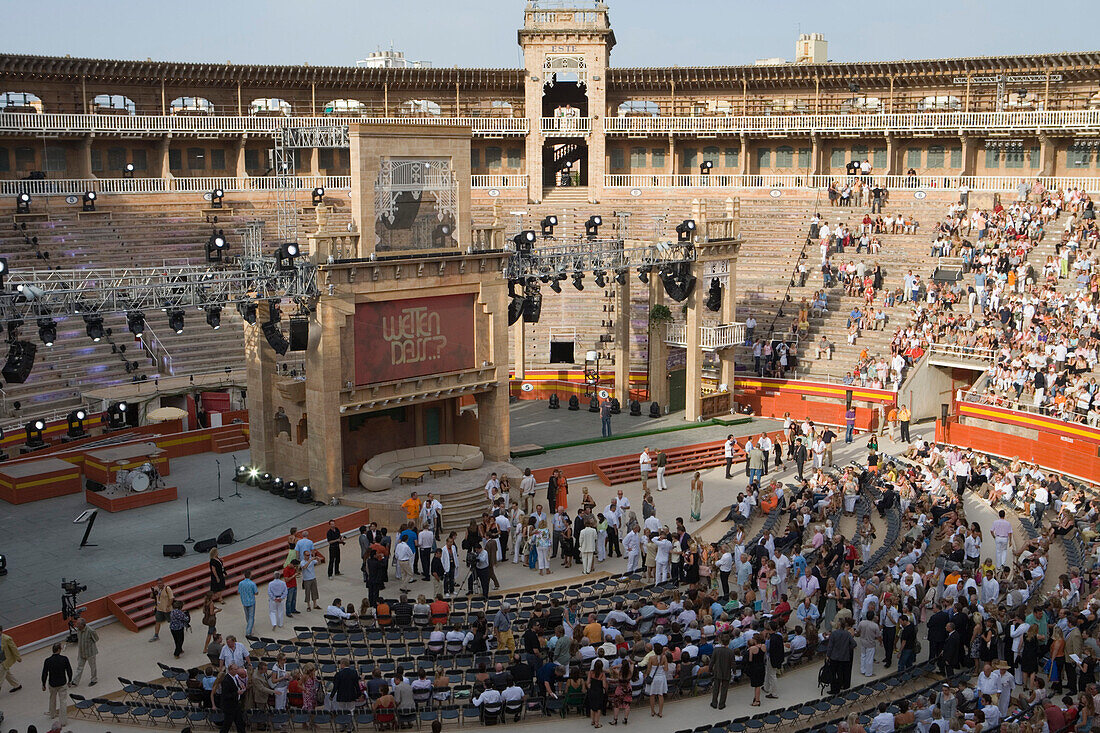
941;403;949;422
1;340;36;384
163;544;186;558
216;528;235;546
845;390;853;410
85;479;105;492
194;537;218;553
288;316;308;352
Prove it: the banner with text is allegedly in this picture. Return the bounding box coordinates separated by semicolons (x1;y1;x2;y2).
354;294;476;385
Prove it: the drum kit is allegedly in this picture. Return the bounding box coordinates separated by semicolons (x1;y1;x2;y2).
114;462;161;493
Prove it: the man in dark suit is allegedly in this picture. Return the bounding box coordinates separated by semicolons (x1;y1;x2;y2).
926;602;950;664
766;623;785;699
217;664;246;733
950;603;972;667
710;633;734;709
825;618;857;695
333;658;362;719
940;622;962;677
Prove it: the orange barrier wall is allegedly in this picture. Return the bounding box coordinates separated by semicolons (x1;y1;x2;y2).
735;377;896;431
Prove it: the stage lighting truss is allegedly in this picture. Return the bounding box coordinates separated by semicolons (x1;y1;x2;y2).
501;236;696;284
0;223;318;327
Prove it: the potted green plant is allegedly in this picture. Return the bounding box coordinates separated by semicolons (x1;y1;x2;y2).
649;304;673;330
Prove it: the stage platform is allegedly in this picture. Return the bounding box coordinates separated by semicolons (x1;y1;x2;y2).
0;456;82;504
85;484;178;512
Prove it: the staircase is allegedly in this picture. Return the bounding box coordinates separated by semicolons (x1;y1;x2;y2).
211;426;250;454
440;486;494;535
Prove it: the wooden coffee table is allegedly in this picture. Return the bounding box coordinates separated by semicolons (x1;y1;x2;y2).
428;463;453;478
398;471;424;485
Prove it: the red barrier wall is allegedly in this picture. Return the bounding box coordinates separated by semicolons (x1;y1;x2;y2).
735;377;896;431
941;414;1100;480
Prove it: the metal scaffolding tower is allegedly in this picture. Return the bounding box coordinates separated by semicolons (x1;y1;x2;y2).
272;124;351;244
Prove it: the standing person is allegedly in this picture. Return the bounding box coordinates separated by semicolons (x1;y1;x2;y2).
41;642;72;724
587;659;608;728
747;442;765;487
300;549;322;611
70;618;98;687
600;399;612;437
857;610;881;677
989;510;1014;568
202;591;222;650
216;665;247;733
896;614;917;671
758;433;773;475
810;435;826;470
646;644;669;718
169;600;190;658
578;520;597;574
764;624;783;699
366;551;386;606
821;426;837;467
326;520;343;577
745;636;767;706
281;559;300;617
209;547;227;604
417;524;436;582
825;618;857;695
844;406;857;443
442;535;459;597
793;438;808;480
0;624;23;692
710;633;734;709
332;658;360;720
474;543;491;600
237;570;258;638
520;468;537;515
639;448;652;492
655;449;668;492
723;435;735;479
430;549;446;599
898;404;911;443
690;472;704;522
268;571;287;630
149;578;174;642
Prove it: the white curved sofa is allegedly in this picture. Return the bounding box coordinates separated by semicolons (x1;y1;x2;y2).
359;444;484;491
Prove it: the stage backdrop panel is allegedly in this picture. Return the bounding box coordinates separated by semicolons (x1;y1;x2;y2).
355;294;476;385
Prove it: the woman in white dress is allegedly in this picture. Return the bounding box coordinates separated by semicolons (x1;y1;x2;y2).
645;643;670;718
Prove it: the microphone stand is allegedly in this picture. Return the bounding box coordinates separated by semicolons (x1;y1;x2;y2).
229;454;243;498
212;458;224;502
184;497;195;543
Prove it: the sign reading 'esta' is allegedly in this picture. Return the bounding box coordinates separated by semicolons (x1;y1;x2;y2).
354;294;476;385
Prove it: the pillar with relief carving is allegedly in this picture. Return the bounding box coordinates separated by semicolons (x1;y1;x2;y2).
683;259;704;423
306;298;348;500
614;274;631;406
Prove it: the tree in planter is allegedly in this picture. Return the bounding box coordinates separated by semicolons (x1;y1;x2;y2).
649;304;673;331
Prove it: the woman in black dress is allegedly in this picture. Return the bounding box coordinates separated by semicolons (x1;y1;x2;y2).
745;639;767;706
683;542;700;585
1021;625;1040;688
587;658;607;728
208;547;227;603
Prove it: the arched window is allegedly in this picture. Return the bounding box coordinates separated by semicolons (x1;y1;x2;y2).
616;100;661;116
0;91;43;112
775;146;794;168
399;99;442;116
324;99;367;116
92;94;136;114
170;96;213;115
249;98;292;116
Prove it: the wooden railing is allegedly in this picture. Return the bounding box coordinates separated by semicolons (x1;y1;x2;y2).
665;322;746;350
540;117;591;135
605;173;1100;193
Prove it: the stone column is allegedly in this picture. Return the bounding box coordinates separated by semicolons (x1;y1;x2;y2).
614;276;631;406
959;135;976;176
1038;135;1056;177
158;136;173;179
720;255;738;391
885;134;898;176
309;147;321;177
739;134;750;176
684;260;704;422
245;311;277;473
589;119;606;204
305;300;347;500
234;135;248;179
477;279;511;463
512;317;526;380
811;134;823;177
647;278;669;412
667;136;676;176
77;135;95;179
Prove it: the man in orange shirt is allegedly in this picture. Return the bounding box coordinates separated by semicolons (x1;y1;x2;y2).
429;594;450;625
583;613;603;644
401;492;422;527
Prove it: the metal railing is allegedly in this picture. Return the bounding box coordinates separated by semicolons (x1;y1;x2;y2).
541;117;591;135
928;342;998;363
665;322;746;350
0;113;528;136
137;323;174;377
604;109;1100;135
604;173;1100;193
470;174;529;189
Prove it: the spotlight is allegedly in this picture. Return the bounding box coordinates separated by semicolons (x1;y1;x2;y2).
16;192;30;214
540;215;558;238
549;278;562;294
705;277;722;312
106;401;128;429
246;467;260;486
676;219;697;243
594;270;607;288
210;188;224;208
37;317;56;346
83;313;104;342
277;242;300;270
311;187;325;206
166;308;185;334
270;477;284;495
66;409;87;439
25;419;46;448
206;305;222;330
584;215;602;239
258;472;273;491
283;480;300;500
638;265;651;284
126;310;146;338
234;465;250;484
205;230;227;263
237;301;258;325
262;321;289;355
82;191;97;212
432;223;454;248
123;163;135;178
297;485;314;504
848;81;861;93
571;271;585;291
700;161;713;176
512;230;537;253
614;269;627;286
0;257;7;286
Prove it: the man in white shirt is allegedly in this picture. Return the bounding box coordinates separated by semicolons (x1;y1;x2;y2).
723;435;735;479
869;702;895;733
979;571;1000;605
501;683;525;717
811;438;826;469
473;686;502;719
716;550;734;598
639;448;652;491
644;513;661;534
417;527;436;581
494;513;512;561
623;525;641;573
419;493;443;534
325;598;353;619
604;501;624;558
267;571;287;630
394;540;415;582
615;490;631;512
758;434;773;476
1032;484;1049;523
989;510;1014;568
519;468;537;514
484;472;501;502
653;532;673;585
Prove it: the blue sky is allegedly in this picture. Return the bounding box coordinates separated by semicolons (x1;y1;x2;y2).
5;0;1094;67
